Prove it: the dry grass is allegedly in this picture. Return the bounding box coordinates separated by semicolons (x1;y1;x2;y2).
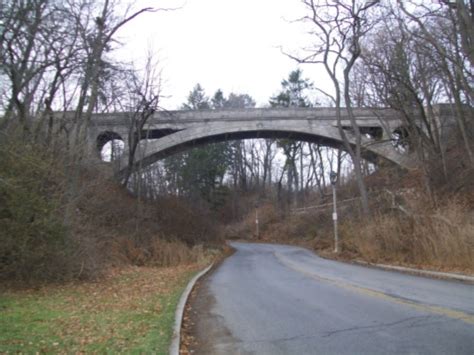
106;236;217;268
340;198;474;273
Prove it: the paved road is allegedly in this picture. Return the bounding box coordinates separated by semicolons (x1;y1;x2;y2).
188;242;474;355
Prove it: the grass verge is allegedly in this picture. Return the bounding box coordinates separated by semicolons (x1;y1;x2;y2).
0;263;209;353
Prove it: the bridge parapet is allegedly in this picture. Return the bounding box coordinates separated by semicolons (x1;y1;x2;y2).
88;107;403;126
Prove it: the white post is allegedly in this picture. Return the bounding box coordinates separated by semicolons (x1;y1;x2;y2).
332;184;338;253
255;207;259;239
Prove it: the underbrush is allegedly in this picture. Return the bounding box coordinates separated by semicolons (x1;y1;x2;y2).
0;137;222;285
0;139;75;282
73;167;222;269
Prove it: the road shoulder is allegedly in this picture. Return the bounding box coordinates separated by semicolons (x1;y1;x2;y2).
180;246;237;355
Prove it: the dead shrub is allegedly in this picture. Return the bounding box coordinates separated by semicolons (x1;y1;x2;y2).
153;196;221;246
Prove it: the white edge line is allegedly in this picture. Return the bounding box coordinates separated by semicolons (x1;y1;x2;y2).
169;263;214;355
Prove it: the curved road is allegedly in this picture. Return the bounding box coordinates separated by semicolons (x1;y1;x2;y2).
188;242;474;355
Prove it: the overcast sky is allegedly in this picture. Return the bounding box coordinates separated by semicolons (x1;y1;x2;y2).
117;0;331;109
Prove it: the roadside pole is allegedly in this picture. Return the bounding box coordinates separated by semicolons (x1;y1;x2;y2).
330;171;339;253
255;202;259;239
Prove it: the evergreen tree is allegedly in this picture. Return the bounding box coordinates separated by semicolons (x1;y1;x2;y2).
211;89;226;109
164;85;235;205
182;84;210;110
269;69;313;108
225;93;256;109
269;69;314;207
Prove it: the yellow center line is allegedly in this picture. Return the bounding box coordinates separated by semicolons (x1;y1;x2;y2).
274;252;474;325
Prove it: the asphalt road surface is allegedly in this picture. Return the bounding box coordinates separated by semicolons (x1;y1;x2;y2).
188;242;474;355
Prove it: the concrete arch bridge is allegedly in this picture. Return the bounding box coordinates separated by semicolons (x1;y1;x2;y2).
86;106;455;173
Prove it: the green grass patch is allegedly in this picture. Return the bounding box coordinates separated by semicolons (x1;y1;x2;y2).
0;264;203;353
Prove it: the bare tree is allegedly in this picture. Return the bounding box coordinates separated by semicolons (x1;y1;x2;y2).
0;0;64;133
290;0;380;215
397;1;474;166
120;51;162;187
58;0;155;224
0;0;156;151
70;0;154;159
358;12;445;199
443;0;474;66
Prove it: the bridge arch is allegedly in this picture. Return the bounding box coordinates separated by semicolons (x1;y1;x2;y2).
96;131;126;161
118;120;414;174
